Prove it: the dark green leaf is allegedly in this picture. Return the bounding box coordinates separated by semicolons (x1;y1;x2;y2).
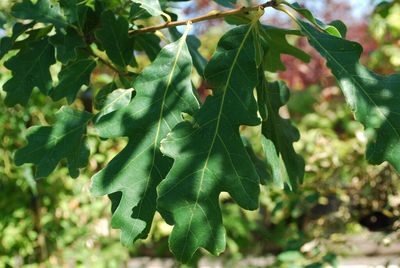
95;11;134;68
15;106;92;178
11;0;68;29
260;24;310;72
3;38;55;106
0;22;34;60
50;27;86;64
157;23;261;262
51;57;97;103
299;20;400;172
258;77;305;188
135;33;161;61
91;32;199;245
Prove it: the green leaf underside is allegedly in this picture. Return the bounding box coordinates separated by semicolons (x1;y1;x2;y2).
131;0;163;16
15;107;92;178
95;88;134;122
95;11;134;68
258;77;305;188
91;34;199;245
157;24;261;262
11;0;68;29
3;38;55;106
260;25;311;72
298;21;400;172
51;57;97;103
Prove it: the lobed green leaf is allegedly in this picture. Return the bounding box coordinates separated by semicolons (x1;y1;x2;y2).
298;20;400;172
157;23;262;262
15;107;92;178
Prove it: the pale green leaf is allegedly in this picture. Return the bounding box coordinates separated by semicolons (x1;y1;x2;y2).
91;33;199;245
95;88;134;122
15;106;92;178
131;0;163;17
157;24;262;262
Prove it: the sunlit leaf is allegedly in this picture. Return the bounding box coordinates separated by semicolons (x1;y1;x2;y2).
157;23;261;262
91;32;199;245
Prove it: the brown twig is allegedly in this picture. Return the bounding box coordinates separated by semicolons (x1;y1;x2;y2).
129;1;277;36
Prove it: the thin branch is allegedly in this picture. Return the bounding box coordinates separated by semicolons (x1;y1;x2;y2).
129;1;277;36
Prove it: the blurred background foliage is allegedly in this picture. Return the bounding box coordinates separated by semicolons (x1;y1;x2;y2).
1;0;400;267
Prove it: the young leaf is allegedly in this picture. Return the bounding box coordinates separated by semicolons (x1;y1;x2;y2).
258;76;305;188
50;27;86;64
11;0;68;29
91;31;199;245
260;25;311;72
298;20;400;172
2;38;55;106
95;11;135;68
131;0;163;17
15;107;92;178
51;57;97;103
157;23;262;262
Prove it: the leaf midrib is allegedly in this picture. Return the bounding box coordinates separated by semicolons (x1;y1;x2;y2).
129;33;189;235
179;23;256;260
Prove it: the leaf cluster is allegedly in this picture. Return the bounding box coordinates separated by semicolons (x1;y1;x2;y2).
1;0;400;263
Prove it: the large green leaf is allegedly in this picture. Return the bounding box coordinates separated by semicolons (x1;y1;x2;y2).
11;0;68;29
51;57;97;103
2;38;55;106
157;23;262;262
91;32;199;245
95;11;134;68
258;76;305;188
298;20;400;172
15;107;92;178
